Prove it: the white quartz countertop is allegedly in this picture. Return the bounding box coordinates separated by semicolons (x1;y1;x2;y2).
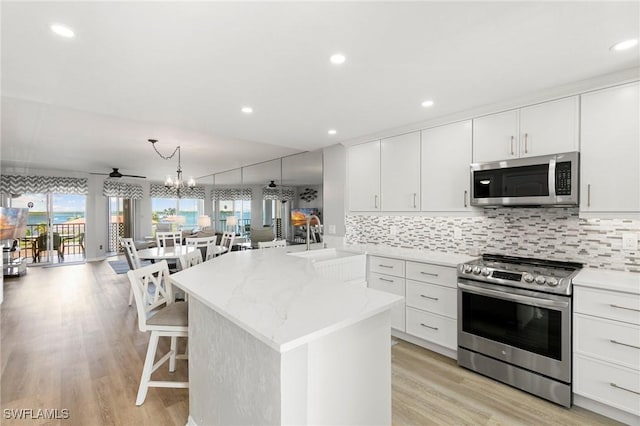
169;247;403;353
342;243;478;267
573;268;640;295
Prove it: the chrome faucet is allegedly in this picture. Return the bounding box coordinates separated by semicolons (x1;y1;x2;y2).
306;215;322;251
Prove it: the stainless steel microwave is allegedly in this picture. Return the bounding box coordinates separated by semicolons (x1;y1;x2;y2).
470;152;579;207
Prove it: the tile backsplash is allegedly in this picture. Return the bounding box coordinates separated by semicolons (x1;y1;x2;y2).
345;208;640;272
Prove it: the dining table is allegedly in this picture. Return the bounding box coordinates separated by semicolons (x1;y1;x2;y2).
137;244;227;263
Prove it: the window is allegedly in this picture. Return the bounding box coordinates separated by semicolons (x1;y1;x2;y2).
151;198;203;233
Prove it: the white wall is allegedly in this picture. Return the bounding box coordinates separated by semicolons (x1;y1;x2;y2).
322;144;347;237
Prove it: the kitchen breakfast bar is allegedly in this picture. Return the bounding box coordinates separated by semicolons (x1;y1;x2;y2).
169;247;402;426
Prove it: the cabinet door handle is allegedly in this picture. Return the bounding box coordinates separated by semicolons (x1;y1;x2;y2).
413;193;417;209
610;383;640;395
379;277;395;283
464;190;468;208
510;136;515;155
610;304;640;312
374;194;378;209
610;339;640;350
587;184;591;207
378;264;393;269
420;271;439;277
523;133;529;153
420;323;438;331
420;294;439;301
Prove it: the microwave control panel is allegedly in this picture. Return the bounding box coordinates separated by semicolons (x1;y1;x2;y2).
555;162;572;196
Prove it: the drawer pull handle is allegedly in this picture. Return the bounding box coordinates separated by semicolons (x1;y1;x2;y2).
610;339;640;350
610;304;640;312
610;383;640;395
420;294;439;301
378;264;394;269
420;272;439;277
420;323;438;331
379;278;395;283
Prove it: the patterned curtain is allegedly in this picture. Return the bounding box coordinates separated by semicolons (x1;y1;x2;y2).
263;188;295;201
150;183;205;199
0;175;88;195
102;181;144;199
211;188;252;201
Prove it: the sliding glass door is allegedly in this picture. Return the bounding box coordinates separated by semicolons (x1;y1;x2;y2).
10;193;86;265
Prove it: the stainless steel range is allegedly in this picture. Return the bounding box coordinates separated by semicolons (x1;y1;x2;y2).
457;254;582;407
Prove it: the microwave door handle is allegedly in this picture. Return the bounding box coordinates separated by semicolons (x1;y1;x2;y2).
548;158;556;198
458;282;569;309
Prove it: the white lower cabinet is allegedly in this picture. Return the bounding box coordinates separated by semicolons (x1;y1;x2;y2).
369;271;405;332
574;285;640;420
367;255;458;356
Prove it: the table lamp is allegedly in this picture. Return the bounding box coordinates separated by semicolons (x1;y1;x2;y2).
198;215;212;231
226;216;238;234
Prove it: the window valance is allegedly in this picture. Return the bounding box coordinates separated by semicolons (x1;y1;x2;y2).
0;175;88;195
263;188;295;201
102;181;144;199
150;183;205;199
211;188;252;201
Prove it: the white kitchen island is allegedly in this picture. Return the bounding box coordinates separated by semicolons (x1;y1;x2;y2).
169;247;403;426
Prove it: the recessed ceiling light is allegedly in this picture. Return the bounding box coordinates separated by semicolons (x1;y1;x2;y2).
50;24;75;38
421;100;435;108
241;107;253;114
328;129;337;135
610;39;638;51
330;53;346;65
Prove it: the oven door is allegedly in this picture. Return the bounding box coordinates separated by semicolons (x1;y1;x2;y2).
458;279;572;383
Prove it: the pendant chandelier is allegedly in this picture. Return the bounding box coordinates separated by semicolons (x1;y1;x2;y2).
148;139;195;198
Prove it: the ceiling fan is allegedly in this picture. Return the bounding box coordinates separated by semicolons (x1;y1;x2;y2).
267;180;277;188
90;168;146;179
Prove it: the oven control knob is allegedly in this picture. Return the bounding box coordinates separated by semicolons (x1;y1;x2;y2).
472;266;481;275
534;275;546;285
463;264;473;274
523;273;534;283
546;277;559;287
481;267;490;276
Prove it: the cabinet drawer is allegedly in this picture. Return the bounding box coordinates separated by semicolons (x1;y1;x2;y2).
369;256;405;277
575;287;640;325
574;314;640;370
369;273;405;296
574;355;640;416
406;307;457;350
405;261;456;287
406;280;457;319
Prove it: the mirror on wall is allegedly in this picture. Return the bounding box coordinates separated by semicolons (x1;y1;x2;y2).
281;150;323;245
211;150;323;246
211;168;243;234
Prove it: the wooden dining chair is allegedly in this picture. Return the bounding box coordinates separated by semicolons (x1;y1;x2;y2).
121;237;142;306
205;240;219;261
178;249;203;271
185;236;217;261
155;231;182;248
127;260;188;406
220;232;235;254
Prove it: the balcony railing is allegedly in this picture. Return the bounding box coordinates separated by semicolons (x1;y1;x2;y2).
19;223;86;261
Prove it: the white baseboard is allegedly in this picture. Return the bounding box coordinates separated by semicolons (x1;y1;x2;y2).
573;395;640;425
391;330;457;360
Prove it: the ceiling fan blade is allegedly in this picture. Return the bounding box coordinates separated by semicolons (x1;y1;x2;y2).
89;172;110;175
121;174;147;179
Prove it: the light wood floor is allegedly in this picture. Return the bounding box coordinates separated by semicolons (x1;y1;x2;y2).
1;260;622;425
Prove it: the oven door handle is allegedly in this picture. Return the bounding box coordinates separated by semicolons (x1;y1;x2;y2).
458;282;570;309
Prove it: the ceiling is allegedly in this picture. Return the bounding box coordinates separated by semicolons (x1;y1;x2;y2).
1;2;639;184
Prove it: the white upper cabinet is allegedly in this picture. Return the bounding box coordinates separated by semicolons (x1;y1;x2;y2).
473;110;519;162
580;82;640;215
519;96;579;158
347;140;380;211
421;121;473;211
381;132;421;211
472;96;579;163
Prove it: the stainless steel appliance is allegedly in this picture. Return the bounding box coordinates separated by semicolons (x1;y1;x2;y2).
457;254;582;407
470;151;579;206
